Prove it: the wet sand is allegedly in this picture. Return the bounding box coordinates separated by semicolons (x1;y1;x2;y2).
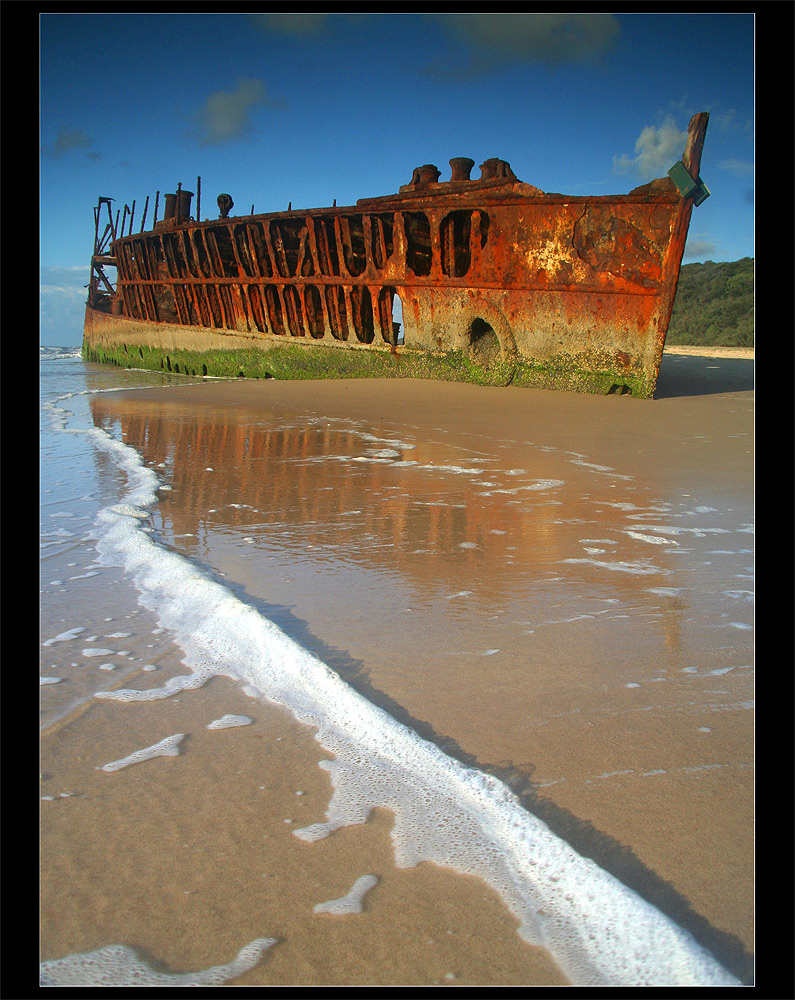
40;350;754;985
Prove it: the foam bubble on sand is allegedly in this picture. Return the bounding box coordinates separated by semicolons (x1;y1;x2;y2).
313;874;378;915
81;419;738;987
100;734;184;772
625;530;679;547
207;714;253;730
40;677;62;685
39;939;276;986
43;627;85;647
82;648;115;658
562;558;664;576
95;671;210;701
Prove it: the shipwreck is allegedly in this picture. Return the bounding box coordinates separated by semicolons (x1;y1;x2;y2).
83;113;709;397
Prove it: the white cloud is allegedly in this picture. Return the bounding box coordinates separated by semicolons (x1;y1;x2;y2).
427;13;620;73
43;126;95;159
249;13;330;36
683;236;717;260
718;158;754;178
194;79;279;146
613;117;688;179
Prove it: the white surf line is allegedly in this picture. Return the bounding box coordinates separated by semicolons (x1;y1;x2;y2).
64;402;738;988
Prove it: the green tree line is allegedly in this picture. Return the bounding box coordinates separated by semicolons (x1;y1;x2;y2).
666;257;754;347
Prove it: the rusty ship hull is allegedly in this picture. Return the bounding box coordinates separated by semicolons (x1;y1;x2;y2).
83;113;709;398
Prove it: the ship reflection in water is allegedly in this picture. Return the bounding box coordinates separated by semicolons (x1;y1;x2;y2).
89;389;703;675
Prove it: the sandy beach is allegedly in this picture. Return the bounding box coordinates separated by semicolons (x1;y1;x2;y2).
40;350;753;986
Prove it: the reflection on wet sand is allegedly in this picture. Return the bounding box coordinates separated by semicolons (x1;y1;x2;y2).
90;393;693;648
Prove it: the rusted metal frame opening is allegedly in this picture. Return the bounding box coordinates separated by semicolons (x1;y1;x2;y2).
173;282;193;327
305;218;333;334
269;221;292;279
313;217;340;277
376;287;397;346
203;228;226;279
324;284;348;340
158;233;187;323
333;218;350;281
245;284;268;334
264;285;286;335
176;231;202;325
370;214;394;271
119;281;136;319
347;284;374;343
141;238;162;321
116;245;139;319
297;227;314;278
165;235;192;327
246;223;271;278
241;224;262;279
186;279;209;328
282;284;306;337
209;226;239;279
337;215;367;277
305;217;323;275
215;223;252;329
220;222;247;280
259;223;281;280
302;285;325;339
199;284;219;329
116;245;137;319
217;283;239;330
232;224;254;278
404;211;432;277
233;282;251;331
189;228;213;279
440;210;474;278
130;241;152;321
197;228;235;328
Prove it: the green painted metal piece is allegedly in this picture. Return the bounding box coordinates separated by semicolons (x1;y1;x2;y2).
668;160;710;206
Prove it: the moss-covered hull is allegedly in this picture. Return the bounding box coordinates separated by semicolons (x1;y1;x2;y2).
83;307;654;397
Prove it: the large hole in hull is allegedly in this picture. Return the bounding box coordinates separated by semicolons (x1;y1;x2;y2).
468;318;501;366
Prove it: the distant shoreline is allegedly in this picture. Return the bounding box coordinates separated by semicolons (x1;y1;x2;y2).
664;345;754;360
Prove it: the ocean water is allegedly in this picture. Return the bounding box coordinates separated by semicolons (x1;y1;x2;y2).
40;347;753;986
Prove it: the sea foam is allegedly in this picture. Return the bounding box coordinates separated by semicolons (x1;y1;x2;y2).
40;939;275;986
313;874;378;915
100;734;184;772
79;412;737;987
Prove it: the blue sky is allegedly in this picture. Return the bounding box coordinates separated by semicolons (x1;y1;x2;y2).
40;12;755;345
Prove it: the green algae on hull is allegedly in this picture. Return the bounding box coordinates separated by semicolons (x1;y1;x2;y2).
82;340;652;397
